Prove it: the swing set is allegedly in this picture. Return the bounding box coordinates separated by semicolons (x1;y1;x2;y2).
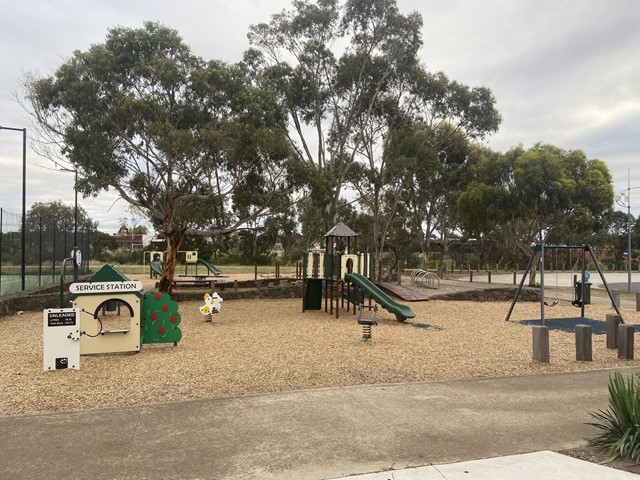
505;244;624;324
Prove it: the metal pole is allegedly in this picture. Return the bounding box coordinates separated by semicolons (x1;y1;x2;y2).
60;167;79;280
616;177;640;294
0;126;27;290
540;243;545;325
73;169;78;281
588;244;624;322
21;128;26;290
73;169;78;246
505;251;536;322
628;170;632;293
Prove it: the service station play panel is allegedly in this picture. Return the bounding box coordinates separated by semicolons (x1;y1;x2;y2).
43;308;81;371
43;264;183;372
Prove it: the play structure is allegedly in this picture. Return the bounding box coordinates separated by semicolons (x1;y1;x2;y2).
302;222;415;323
147;250;224;281
44;264;182;370
198;258;223;276
505;244;623;324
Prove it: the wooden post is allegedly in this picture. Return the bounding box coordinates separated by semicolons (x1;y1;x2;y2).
335;279;340;319
575;325;592;361
470;271;473;283
302;279;306;312
532;326;550;363
611;290;621;309
636;292;640;312
488;271;492;284
513;271;517;285
234;280;238;292
618;324;635;360
606;313;621;349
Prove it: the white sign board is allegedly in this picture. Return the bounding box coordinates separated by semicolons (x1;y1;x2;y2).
69;280;143;294
43;308;81;371
186;251;198;263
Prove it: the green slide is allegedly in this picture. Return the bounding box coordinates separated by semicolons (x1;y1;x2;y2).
344;273;416;322
197;258;223;275
150;261;163;277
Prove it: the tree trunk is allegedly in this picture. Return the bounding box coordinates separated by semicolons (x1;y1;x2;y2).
528;252;539;287
420;238;431;270
157;232;184;293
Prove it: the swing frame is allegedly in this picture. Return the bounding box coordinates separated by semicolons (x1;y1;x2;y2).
543;247;561;307
505;243;624;324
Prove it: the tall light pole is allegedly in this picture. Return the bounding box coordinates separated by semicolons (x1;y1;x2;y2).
60;167;79;280
615;172;640;293
0;125;27;290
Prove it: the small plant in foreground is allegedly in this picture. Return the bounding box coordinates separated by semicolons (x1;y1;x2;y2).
588;370;640;463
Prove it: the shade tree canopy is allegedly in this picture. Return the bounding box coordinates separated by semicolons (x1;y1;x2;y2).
25;200;96;233
25;22;294;291
248;0;500;279
457;143;614;283
247;0;425;235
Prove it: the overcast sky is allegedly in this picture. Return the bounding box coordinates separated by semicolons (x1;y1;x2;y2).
1;0;639;234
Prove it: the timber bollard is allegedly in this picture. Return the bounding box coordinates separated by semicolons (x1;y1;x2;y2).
470;271;473;282
575;325;592;361
513;271;517;285
611;290;621;309
606;313;622;349
234;280;238;292
532;326;550;363
618;324;635;360
488;271;492;283
636;292;640;312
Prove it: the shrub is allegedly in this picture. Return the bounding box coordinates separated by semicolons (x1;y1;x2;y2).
588;371;640;463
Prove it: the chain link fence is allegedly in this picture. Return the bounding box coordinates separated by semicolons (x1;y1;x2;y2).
0;207;90;296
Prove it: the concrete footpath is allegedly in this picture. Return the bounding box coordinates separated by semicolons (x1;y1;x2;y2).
2;367;640;480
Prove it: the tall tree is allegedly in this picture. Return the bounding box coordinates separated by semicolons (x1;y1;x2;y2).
26;200;95;233
249;0;500;278
25;22;293;291
247;0;423;235
459;143;614;284
397;115;500;271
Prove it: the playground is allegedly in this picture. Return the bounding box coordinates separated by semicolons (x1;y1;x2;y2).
2;269;640;415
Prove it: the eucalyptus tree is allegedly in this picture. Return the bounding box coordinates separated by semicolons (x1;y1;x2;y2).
456;144;512;268
249;0;500;279
459;143;614;284
247;0;423;235
394;106;500;272
26;200;95;234
25;22;293;291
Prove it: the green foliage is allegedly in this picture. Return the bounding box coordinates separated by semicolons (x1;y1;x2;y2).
27;21;294;290
588;371;640;463
90;231;119;261
298;198;326;249
215;252;276;266
459;143;614;266
248;0;436;233
26;200;96;232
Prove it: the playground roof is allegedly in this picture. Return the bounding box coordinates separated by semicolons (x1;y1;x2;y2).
325;222;357;238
